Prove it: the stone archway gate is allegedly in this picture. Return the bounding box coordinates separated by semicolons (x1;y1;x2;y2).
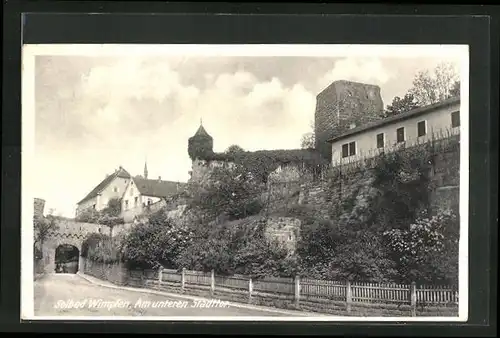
40;219;103;273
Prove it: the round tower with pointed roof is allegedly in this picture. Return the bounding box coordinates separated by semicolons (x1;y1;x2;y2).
188;120;214;161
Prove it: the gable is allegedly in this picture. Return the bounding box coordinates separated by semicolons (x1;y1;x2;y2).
77;168;131;205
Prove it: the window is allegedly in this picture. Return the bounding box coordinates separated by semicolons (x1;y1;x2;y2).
92;204;96;209
348;142;356;156
125;200;129;209
113;187;118;193
417;120;427;137
396;127;405;143
451;111;460;127
148;199;152;206
342;142;356;158
376;133;385;148
342;144;349;158
134;196;138;206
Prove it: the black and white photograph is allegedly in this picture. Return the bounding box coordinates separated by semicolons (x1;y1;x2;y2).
21;44;469;321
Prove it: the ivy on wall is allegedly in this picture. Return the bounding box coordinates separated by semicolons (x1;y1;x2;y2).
282;134;460;283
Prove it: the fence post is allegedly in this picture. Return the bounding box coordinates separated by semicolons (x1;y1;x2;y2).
248;277;253;303
158;267;163;290
346;281;353;314
210;269;215;297
294;275;301;307
181;268;185;292
410;282;417;317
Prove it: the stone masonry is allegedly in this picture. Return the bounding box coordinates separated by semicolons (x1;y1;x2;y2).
315;80;384;161
34;198;45;218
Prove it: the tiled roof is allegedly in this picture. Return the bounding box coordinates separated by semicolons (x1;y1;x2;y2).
77;167;131;205
133;177;186;198
192;125;212;139
327;96;460;143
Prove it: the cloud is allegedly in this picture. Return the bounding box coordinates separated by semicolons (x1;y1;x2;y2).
319;57;394;91
34;54;461;217
34;57;320;217
81;58;183;102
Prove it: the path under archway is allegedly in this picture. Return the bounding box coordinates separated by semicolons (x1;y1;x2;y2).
54;244;80;273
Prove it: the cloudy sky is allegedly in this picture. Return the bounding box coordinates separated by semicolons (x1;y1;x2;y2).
27;45;463;217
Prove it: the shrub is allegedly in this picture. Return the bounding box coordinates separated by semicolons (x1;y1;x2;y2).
82;232;122;264
81;232;109;258
187;164;266;222
233;237;291;278
120;209;194;270
384;208;459;286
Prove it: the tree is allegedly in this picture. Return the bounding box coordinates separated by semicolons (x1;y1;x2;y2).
225;144;245;155
188;164;265;222
300;119;316;149
101;197;122;217
408;62;460;106
384;93;420;117
33;215;59;258
76;198;124;236
75;207;100;223
98;198;124;237
120;208;194;269
449;80;460;97
300;132;315;149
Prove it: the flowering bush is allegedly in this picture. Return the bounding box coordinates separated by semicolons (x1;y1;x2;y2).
384;208;459;286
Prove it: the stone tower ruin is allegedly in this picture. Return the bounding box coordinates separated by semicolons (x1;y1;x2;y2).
314;80;384;161
34;198;46;218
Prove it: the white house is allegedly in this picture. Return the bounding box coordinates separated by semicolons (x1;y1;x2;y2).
120;175;186;222
75;166;131;217
327;97;461;165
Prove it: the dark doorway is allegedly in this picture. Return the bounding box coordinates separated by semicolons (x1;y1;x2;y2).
54;244;79;273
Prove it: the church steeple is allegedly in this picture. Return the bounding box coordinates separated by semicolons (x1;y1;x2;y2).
144;160;148;179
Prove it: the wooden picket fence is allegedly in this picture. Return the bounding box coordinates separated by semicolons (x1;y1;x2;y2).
158;268;458;316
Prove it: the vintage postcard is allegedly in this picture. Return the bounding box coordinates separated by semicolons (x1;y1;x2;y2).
21;44;469;321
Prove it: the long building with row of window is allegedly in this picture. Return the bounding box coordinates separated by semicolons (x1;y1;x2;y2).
327;96;460;165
